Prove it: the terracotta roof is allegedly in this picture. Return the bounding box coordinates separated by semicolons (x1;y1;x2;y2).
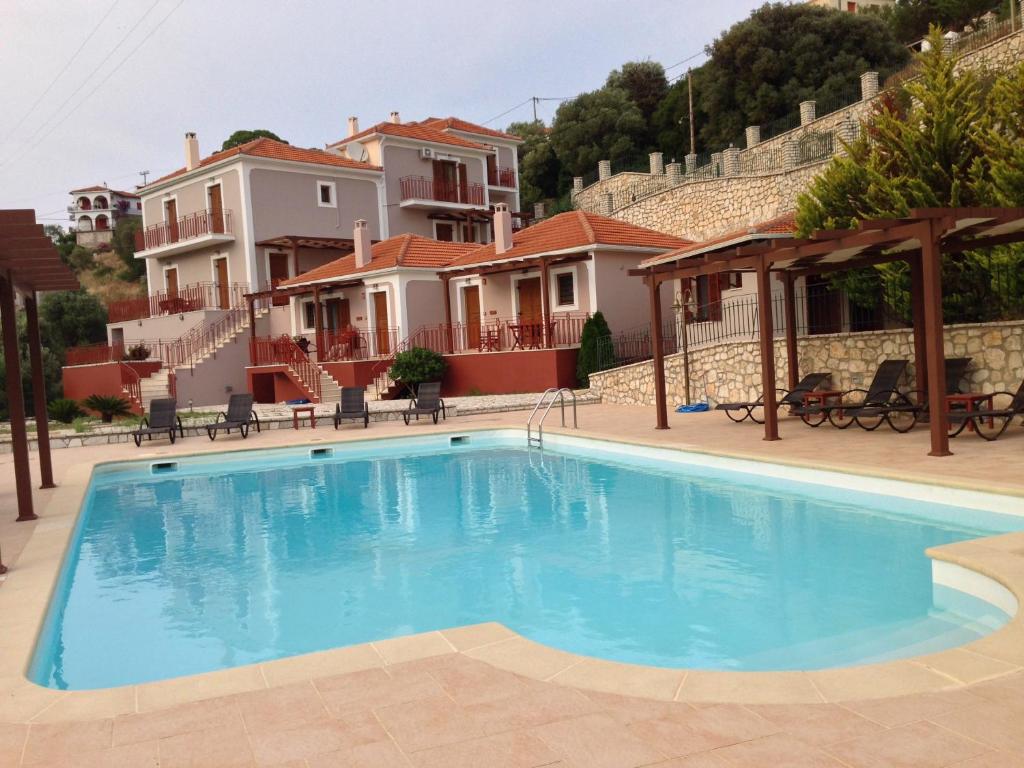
415;117;523;143
144;138;381;188
639;212;798;268
70;185;115;194
444;211;690;269
329;121;491;151
281;234;478;286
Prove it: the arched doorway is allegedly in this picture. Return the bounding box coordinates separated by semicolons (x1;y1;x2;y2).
77;197;91;210
93;195;108;210
77;215;93;231
94;214;109;231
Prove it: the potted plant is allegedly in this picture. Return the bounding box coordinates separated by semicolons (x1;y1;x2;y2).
293;335;311;354
123;343;151;361
388;347;447;398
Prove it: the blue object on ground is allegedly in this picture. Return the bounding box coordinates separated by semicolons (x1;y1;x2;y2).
285;398;311;405
676;402;710;413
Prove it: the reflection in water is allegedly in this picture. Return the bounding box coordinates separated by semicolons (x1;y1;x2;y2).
33;447;1013;689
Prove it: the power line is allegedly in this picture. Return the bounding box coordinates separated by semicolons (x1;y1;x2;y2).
4;0;123;140
664;50;705;72
480;99;533;127
481;96;572;127
3;0;187;170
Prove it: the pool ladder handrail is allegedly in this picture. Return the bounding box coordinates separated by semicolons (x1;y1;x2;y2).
527;387;577;446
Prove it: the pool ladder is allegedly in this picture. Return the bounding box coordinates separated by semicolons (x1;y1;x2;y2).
527;388;577;447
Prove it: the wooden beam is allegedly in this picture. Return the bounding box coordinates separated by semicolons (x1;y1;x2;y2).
24;294;54;489
649;277;669;430
755;256;779;441
539;257;551;348
910;254;928;395
442;274;453;353
919;220;951;457
312;285;324;359
782;272;798;391
0;273;36;520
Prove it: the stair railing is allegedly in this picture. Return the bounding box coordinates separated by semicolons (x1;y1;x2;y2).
250;336;323;402
118;362;142;409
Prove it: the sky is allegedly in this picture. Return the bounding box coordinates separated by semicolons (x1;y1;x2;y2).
1;0;764;225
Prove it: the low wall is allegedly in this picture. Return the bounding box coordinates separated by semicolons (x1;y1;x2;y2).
589;321;1024;406
442;349;579;396
320;360;378;389
62;361;163;414
247;365;309;404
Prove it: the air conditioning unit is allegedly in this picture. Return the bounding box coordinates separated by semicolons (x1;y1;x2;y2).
420;147;434;160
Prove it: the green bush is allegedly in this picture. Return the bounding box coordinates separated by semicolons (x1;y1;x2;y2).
83;394;132;423
576;311;612;387
388;347;446;393
124;343;151;361
48;398;84;424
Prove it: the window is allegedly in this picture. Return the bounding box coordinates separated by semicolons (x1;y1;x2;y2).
303;301;316;329
317;181;336;208
434;222;455;242
555;272;575;307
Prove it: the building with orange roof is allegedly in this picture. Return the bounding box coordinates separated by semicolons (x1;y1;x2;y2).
68;183;141;247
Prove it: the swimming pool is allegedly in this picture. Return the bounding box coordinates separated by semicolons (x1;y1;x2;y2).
30;431;1023;690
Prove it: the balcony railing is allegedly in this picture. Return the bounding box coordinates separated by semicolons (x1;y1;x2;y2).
250;336;322;401
317;326;400;361
107;282;247;323
135;209;232;252
405;312;589;355
487;166;516;188
399;176;485;206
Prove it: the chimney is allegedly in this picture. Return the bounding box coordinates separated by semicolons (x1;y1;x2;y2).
494;203;513;254
347;116;359;137
354;219;372;268
184;132;200;171
389;111;401;124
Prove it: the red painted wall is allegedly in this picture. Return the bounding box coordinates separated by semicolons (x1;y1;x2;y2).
321;360;377;388
125;361;162;378
441;349;579;396
247;366;311;403
62;363;123;404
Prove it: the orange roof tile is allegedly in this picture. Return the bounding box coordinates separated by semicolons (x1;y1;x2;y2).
145;138;380;188
329;121;492;151
282;234;478;286
639;212;798;268
416;117;523;143
444;211;690;269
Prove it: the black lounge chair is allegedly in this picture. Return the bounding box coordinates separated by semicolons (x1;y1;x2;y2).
205;393;260;440
793;359;911;431
334;387;369;429
131;398;184;447
948;378;1024;441
876;357;973;433
402;382;446;425
715;372;831;424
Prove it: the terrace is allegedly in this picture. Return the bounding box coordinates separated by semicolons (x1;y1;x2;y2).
133;208;233;258
106;280;248;323
398;175;486;209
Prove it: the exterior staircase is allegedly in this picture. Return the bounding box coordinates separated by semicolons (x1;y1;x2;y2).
318;369;342;403
139;368;173;412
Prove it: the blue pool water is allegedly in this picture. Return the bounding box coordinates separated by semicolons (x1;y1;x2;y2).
30;433;1022;689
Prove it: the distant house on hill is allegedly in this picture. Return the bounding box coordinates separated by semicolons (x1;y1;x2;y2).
68;183;142;246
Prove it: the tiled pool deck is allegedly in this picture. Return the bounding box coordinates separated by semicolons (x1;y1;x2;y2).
2;404;1024;767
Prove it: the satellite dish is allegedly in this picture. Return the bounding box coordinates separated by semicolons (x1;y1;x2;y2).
345;141;368;162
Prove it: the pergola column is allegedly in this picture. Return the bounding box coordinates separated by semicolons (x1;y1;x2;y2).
539;257;552;348
909;254;928;394
756;256;780;441
782;272;798;391
23;294;54;489
442;275;454;354
0;273;36;521
312;285;324;359
919;221;950;456
649;277;669;429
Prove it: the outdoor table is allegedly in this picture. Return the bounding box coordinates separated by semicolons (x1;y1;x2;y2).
292;405;316;430
946;392;995;432
478;328;501;352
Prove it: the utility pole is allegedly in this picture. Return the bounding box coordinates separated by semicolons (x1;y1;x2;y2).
687;70;696;155
532;96;539;122
138;170;150;187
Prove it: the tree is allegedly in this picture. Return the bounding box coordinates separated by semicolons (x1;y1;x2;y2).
221;129;286;150
881;0;1004;45
576;311;612;387
679;3;910;152
606;61;668;149
550;87;647;177
39;291;108;355
388;347;446;394
972;61;1024;207
0;313;63;419
111;217;145;281
508;120;562;209
45;225;78;265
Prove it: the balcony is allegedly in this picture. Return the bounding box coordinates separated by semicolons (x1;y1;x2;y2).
134;209;233;258
487;166;516;188
107;281;247;323
398;176;485;210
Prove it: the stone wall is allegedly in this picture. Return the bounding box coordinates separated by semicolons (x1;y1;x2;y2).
589;321;1024;407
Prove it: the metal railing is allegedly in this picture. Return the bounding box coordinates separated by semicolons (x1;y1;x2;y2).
108;281;247;323
135;209;232;251
318;326;399;361
249;336;323;402
527;387;578;447
118;362;141;408
398;176;485;206
487;166;517;187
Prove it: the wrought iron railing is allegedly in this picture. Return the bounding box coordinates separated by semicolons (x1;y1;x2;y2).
118;362;142;407
318;326;399;361
399;176;485;206
135;209;232;251
487;166;517;187
249;336;322;401
108;281;247;323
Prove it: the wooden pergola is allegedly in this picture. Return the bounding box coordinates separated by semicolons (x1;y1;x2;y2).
630;207;1024;457
243;279;362;358
0;210;80;522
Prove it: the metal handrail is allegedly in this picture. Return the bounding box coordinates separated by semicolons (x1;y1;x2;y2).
527;387;577;447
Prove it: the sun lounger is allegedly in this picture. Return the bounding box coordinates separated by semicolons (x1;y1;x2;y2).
402;382;446;425
715;372;831;425
204;393;260;440
334;387;369;429
131;398;184;446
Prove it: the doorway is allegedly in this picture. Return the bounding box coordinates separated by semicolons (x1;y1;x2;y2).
516;277;542;324
214;257;229;308
325;297;351;331
165;266;179;298
463;285;481;349
208;184;224;233
268;252;290;306
164;198;178;242
372;292;390;355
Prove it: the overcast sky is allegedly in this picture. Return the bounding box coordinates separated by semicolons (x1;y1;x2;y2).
2;0;763;225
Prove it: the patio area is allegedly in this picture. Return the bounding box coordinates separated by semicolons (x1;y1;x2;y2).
1;404;1023;767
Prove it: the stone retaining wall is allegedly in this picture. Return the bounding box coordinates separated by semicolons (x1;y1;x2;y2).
589;321;1024;406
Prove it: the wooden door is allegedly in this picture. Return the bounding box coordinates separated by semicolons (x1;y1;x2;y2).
269;252;290;307
433;160;458;202
324;297;350;330
208;184;224;233
214;258;230;308
165;199;178;242
517;277;542;324
435;223;455;242
373;292;390;355
165;267;179;298
463;285;481;349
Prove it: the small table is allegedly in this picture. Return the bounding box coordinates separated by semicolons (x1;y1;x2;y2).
802;390;845;408
478;328;501;352
292;405;316;430
946;392;994;432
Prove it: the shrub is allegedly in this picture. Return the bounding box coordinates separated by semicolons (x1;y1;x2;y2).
124;343;150;361
83;394;132;423
48;398;84;424
576;311;612;387
388;347;446;393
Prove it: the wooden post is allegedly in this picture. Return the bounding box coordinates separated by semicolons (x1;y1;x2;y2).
442;275;454;354
24;294;54;489
910;254;928;395
919;221;950;456
313;286;324;359
539;257;552;348
756;257;779;441
649;276;669;430
247;296;256;339
0;273;36;521
291;245;299;281
782;272;798;392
